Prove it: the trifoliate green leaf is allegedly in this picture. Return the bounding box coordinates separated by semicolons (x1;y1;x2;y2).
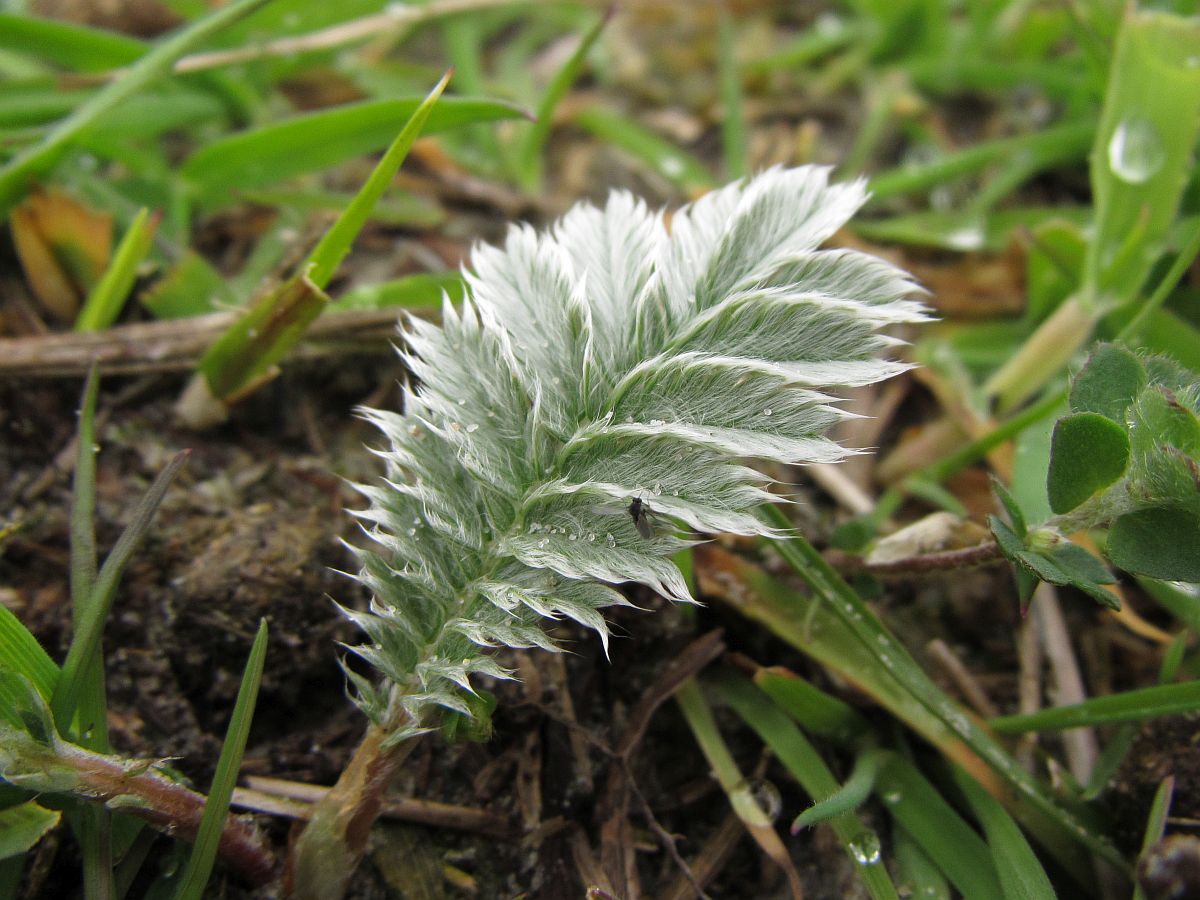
1047;413;1130;514
1068;343;1146;422
1108;507;1200;582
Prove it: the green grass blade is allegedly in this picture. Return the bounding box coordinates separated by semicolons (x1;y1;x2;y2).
173;618;268;900
867;121;1093;203
717;7;747;180
951;766;1056;900
141;251;235;320
180;95;529;202
306;71;451;290
714;673;899;900
877;756;1005;900
75;207;158;333
1084;11;1200;307
70;368;100;610
1115;215;1200;345
0;81;93;129
893;825;950;900
0;14;144;72
753;668;872;744
516;9;610;191
0;0;277;214
0;608;58;704
1133;776;1174;900
676;678;805;898
195;273;330;404
50;450;189;731
573;106;714;194
744;510;1123;880
989;681;1200;734
239;188;445;229
332;272;464;311
792;748;886;830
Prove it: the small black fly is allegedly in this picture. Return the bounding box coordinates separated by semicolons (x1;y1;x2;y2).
627;496;654;539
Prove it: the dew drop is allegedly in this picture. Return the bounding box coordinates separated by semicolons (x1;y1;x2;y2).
748;778;783;821
847;831;881;866
406;528;417;536
660;156;685;178
1107;117;1165;185
945;225;985;251
605;533;616;547
587;532;597;542
457;398;467;406
568;533;578;541
883;791;902;805
465;423;479;433
763;408;772;416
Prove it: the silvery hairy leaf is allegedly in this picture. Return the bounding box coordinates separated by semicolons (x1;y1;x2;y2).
344;166;929;733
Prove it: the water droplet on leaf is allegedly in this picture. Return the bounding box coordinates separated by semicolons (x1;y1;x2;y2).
848;831;881;865
1107;118;1165;184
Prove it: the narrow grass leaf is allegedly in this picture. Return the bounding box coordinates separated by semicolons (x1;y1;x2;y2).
573;106;714;194
676;678;805;899
791;747;886;831
877;755;1005;900
50;450;189;731
754;507;1118;880
516;9;610;191
893;825;951;900
714;672;899;900
0;0;276;214
306;72;451;290
851;207;1090;253
332;272;464;312
240;188;445;229
75;207;158;333
0;608;58;703
70;367;100;609
66;362;112;779
173;618;268;900
141;251;235;319
716;7;746;180
1133;777;1174;900
867;122;1093;203
1084;11;1200;306
180;95;529;202
197;274;330;403
951;766;1056;900
989;681;1200;734
752;668;872;744
0;14;143;72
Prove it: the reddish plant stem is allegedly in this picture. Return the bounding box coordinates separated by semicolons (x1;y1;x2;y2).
55;740;276;885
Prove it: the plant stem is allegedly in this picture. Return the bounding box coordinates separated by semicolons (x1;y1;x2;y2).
286;722;416;900
8;736;277;884
983;294;1097;413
